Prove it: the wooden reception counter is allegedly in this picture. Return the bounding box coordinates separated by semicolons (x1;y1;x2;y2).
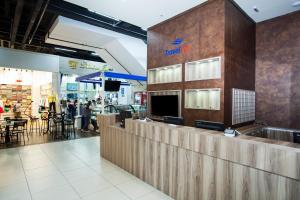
98;114;300;200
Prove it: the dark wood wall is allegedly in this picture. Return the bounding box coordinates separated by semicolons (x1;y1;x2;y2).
224;1;256;126
256;11;300;129
147;0;226;126
147;0;255;127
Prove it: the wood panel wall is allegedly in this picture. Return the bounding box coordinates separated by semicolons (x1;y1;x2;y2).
147;0;256;127
99;115;300;200
147;0;226;126
256;11;300;129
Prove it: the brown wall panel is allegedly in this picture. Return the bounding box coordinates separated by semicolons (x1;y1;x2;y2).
147;0;256;127
224;0;256;127
147;0;226;126
256;11;300;129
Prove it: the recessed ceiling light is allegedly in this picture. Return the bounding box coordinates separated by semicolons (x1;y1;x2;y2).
253;6;259;13
54;47;77;53
292;1;300;7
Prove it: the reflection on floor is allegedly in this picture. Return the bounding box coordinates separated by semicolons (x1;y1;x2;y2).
0;129;99;149
0;137;173;200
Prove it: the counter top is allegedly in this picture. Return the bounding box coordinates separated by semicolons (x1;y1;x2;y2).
125;119;300;150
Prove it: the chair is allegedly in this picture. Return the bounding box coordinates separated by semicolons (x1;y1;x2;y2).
10;120;28;145
0;123;5;144
41;112;49;134
29;116;40;135
64;118;76;139
51;113;65;139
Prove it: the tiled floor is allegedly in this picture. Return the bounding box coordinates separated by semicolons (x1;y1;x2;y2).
0;137;173;200
0;128;99;149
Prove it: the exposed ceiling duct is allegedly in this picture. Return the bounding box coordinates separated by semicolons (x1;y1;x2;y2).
21;0;44;48
10;0;24;48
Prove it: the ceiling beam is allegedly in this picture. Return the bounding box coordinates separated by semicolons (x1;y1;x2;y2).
22;0;44;48
10;0;24;48
29;0;50;45
4;0;10;18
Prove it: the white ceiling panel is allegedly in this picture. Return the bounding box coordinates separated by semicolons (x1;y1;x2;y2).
64;0;207;29
46;16;147;76
234;0;300;22
65;0;300;26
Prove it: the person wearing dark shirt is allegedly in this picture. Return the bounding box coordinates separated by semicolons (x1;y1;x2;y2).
67;100;76;121
82;101;92;131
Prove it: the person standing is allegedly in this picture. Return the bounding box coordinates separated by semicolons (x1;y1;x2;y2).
13;100;22;118
82;101;92;131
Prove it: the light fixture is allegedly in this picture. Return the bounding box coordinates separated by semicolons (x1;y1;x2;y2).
91;10;119;21
292;1;300;7
91;52;98;56
253;6;259;13
88;8;97;13
54;47;77;53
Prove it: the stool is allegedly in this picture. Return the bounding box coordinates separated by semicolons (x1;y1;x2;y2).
64;119;76;139
29;117;40;135
41;113;48;134
51;113;64;139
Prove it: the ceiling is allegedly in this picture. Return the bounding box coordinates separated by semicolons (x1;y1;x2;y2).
0;0;146;62
46;16;147;76
234;0;300;22
0;0;299;64
64;0;208;29
65;0;300;27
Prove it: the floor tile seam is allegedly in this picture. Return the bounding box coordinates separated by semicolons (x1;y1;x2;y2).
39;144;84;199
67;144;135;200
17;148;33;200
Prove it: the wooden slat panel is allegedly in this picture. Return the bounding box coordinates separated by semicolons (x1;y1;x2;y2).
99;115;300;200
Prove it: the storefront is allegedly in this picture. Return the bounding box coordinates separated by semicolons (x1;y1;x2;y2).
0;48;60;120
0;67;56;118
59;56;108;103
59;56;147;106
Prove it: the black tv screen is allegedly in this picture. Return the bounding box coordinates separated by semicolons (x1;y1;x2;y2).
151;95;179;117
104;80;121;92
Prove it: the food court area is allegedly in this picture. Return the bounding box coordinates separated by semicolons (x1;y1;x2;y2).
0;0;300;200
0;51;147;148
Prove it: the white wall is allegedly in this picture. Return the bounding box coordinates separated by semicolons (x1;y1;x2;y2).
0;68;52;85
118;85;132;105
0;68;53;116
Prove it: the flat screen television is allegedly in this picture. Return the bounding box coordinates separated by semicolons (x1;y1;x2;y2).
151;95;179;117
104;80;121;92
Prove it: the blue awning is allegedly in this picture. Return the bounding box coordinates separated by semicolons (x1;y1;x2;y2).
75;71;147;83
